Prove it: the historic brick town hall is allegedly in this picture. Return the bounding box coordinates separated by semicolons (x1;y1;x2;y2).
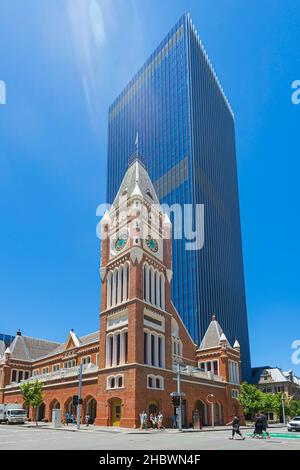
0;157;243;427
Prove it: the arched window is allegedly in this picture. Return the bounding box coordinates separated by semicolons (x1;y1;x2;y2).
117;266;122;304
107;263;130;309
106;329;128;368
112;269;117;306
160;274;165;310
149;267;154;304
144;330;165;368
147;374;164;390
107;271;112;308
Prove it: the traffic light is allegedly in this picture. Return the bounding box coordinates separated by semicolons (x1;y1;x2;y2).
72;395;78;406
172;395;180;407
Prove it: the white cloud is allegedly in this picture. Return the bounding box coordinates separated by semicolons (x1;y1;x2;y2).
89;0;106;46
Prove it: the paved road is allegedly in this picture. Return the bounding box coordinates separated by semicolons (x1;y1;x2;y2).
0;424;299;450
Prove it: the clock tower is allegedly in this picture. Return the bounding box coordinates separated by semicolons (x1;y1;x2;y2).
95;155;242;428
96;155;178;427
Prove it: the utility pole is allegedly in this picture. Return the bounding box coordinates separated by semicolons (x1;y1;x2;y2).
77;363;83;430
281;394;286;425
176;362;182;432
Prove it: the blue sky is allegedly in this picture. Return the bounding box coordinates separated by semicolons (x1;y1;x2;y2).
0;0;299;375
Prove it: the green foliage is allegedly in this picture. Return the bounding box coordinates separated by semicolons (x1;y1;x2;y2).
20;381;32;408
238;382;300;420
20;379;44;424
288;399;300;417
238;382;264;416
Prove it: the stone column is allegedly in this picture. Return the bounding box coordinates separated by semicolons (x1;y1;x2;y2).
120;331;126;364
117;267;122;304
112;334;117;366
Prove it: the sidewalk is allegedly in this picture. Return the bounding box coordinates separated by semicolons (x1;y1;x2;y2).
22;422;286;434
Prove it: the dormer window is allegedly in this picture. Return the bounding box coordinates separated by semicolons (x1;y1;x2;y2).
146;188;153;200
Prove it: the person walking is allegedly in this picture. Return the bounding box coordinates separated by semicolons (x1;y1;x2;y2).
149;413;155;429
157;411;164;430
260;412;270;439
252;413;264;439
85;414;90;427
139;410;148;430
65;411;70;426
226;414;245;440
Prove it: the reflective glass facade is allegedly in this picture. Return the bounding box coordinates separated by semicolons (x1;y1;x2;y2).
106;14;251;379
0;333;15;348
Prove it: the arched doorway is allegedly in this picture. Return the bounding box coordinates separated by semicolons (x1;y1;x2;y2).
215;402;223;425
194;400;208;426
64;397;77;420
49;399;60;420
37;402;45;421
85;397;97;424
148;400;159;415
111;399;122;426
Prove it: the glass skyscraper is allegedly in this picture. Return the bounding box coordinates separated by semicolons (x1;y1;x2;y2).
106;13;251;380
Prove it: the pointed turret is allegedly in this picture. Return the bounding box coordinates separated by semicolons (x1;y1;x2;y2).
199;314;230;350
112;160;160;208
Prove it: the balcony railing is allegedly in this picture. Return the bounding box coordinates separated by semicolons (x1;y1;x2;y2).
6;363;98;389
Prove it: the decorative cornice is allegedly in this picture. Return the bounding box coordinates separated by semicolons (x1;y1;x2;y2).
130;246;143;264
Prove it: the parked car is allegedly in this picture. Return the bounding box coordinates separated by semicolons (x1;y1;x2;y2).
287;416;300;432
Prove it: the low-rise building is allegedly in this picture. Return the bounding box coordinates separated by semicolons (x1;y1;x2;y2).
252;366;300;422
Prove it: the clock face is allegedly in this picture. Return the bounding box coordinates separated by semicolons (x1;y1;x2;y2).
146;236;158;253
114;233;129;252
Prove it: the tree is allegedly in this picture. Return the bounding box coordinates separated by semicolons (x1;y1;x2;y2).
237;382;265;417
20;380;44;426
287;399;300;418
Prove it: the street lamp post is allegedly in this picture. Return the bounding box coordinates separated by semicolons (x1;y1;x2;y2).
77;363;83;430
207;394;215;428
281;394;286;425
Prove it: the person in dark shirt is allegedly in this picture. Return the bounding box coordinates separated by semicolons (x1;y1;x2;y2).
226;414;245;440
260;412;270;438
252;413;264;438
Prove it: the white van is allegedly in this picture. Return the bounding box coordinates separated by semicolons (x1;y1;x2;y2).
0;404;27;424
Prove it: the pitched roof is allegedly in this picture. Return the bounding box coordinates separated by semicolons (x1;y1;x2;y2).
198;316;231;349
6;329;100;363
79;331;99;345
9;334;61;361
252;366;291;384
34;331;100;360
112;160;160;207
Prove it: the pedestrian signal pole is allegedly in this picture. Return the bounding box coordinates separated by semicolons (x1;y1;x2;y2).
77;363;83;430
176;362;183;432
